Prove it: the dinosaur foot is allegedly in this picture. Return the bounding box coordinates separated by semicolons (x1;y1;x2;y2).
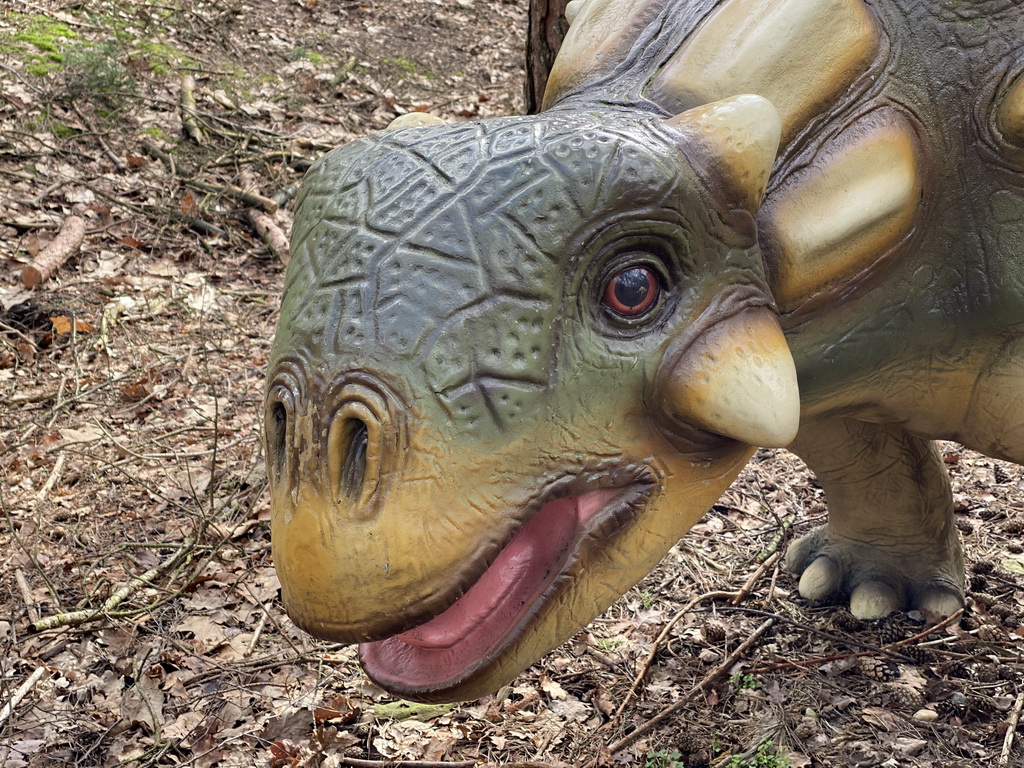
785;525;964;619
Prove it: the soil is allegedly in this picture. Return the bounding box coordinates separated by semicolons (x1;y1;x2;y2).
1;2;1022;767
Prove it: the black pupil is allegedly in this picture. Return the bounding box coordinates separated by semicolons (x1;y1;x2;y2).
615;268;651;308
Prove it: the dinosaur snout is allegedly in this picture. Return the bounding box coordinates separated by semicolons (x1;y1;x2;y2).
264;366;405;523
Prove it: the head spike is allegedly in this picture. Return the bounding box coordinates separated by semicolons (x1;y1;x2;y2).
385;113;446;131
659;307;800;447
664;94;781;213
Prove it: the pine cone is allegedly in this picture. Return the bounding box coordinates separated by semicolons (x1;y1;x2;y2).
990;603;1013;619
972;593;997;608
876;621;904;646
974;664;1000;683
898;644;935;664
978;623;1005;642
940;661;970;678
793;716;819;739
887;685;925;711
949;638;977;654
701;620;726;643
960;614;981;632
675;731;704;755
858;656;900;681
1002;518;1024;535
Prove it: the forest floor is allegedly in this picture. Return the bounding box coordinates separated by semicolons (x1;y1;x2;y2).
1;1;1023;767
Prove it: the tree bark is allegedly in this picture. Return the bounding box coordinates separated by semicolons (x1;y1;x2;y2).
525;0;571;114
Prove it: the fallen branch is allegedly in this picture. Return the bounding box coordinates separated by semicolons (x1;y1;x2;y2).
33;535;198;631
140;139;192;178
180;74;205;144
999;689;1024;765
167;210;225;237
755;513;796;563
732;550;781;605
604;618;776;758
185;178;279;213
21;216;86;287
15;568;39;625
0;666;48;727
246;209;289;263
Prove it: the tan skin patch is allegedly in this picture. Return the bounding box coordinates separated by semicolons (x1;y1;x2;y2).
761;108;921;311
997;69;1024;147
542;0;663;109
648;0;880;147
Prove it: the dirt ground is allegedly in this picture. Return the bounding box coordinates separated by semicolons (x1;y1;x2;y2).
1;2;1023;767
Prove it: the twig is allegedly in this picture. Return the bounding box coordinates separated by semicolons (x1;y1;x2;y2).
15;568;39;624
743;607;965;674
756;513;796;563
34;451;65;503
140;139;191;177
33;535;198;631
610;591;739;726
180;74;205;144
245;608;268;658
605;618;776;757
731;551;781;605
184;178;279;213
1000;689;1024;765
166;210;226;237
21;216;87;287
0;666;48;727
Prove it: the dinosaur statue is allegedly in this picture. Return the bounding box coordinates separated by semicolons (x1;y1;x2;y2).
264;0;1024;703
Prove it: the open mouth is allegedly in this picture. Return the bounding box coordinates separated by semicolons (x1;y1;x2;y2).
358;478;652;698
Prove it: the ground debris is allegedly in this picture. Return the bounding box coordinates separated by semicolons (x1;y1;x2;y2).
2;2;1023;767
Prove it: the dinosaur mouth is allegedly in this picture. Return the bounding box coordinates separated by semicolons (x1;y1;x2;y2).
358;478;651;698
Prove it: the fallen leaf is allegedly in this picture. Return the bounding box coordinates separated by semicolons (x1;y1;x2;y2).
50;316;95;334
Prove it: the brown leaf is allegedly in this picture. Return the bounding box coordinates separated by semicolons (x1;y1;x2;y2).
180;190;199;216
50;316;95;334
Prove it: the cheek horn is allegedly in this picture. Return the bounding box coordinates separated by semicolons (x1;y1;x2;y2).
658;306;800;448
385;113;447;131
664;94;782;214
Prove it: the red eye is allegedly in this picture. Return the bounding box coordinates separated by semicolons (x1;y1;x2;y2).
602;266;660;317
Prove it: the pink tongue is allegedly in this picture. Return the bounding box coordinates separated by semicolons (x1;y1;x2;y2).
397;488;617;649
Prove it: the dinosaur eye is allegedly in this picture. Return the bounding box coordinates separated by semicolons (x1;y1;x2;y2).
602;265;660;317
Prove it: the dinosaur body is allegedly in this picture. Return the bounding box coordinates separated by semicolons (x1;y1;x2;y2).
265;0;1024;702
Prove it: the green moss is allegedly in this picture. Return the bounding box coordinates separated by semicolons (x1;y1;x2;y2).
382;56;436;81
7;13;79;54
51;121;78;139
288;47;329;66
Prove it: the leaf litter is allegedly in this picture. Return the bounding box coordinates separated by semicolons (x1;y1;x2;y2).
1;1;1022;766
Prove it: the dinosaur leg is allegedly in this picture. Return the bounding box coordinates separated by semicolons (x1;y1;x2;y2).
785;418;964;619
961;334;1024;464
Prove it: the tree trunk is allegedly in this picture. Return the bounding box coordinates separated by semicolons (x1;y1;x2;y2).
525;0;571;114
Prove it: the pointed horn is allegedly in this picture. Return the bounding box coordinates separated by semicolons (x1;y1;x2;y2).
665;94;781;213
660;307;799;447
385;113;446;131
565;0;584;24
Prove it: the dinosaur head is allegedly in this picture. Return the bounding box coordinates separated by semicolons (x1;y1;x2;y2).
265;95;799;702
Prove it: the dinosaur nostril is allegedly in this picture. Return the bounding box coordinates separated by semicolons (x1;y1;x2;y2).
340;419;369;498
269;400;288;482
